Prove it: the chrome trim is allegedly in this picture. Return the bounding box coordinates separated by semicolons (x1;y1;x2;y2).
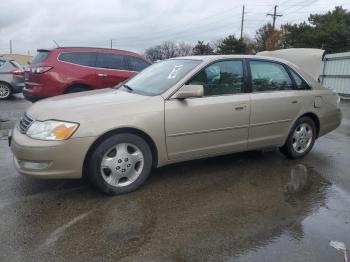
168;125;249;137
19;113;34;134
250;119;292;127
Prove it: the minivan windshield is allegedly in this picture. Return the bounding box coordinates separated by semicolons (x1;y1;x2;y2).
120;59;201;96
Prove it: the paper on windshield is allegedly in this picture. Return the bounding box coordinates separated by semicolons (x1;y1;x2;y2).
168;65;183;79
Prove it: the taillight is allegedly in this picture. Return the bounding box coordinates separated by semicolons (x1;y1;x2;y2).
10;69;24;76
30;66;53;74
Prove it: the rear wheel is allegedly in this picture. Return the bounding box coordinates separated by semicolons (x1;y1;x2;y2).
86;134;153;195
280;117;316;159
0;82;12;100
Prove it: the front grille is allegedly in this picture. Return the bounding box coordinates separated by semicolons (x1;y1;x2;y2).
19;113;33;134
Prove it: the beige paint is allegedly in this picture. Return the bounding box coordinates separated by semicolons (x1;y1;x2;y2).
10;55;341;179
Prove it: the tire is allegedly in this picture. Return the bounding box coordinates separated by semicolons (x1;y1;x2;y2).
86;134;153;195
280;116;316;159
0;82;12;100
65;86;89;94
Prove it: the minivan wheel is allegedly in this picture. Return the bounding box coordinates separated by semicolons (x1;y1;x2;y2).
86;134;153;195
0;83;12;99
280;117;316;159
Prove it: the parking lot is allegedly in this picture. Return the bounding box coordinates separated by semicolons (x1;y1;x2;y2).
0;95;349;261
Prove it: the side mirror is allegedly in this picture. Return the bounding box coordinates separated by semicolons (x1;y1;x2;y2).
173;84;204;99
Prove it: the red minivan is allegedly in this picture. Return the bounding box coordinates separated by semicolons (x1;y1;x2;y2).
23;47;151;102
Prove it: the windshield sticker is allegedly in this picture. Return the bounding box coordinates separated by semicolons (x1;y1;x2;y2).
168;65;183;79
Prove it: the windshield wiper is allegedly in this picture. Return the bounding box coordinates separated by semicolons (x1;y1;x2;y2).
123;84;133;92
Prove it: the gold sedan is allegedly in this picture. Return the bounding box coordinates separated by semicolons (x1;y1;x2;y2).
10;55;341;195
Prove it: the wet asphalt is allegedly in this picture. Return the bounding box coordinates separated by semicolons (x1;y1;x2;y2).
0;95;349;262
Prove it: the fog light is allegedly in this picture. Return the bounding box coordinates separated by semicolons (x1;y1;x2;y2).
18;160;50;170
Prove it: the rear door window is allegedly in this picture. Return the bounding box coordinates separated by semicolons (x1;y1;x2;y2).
59;52;96;67
96;53;127;70
127;56;150;72
31;51;51;64
249;60;293;92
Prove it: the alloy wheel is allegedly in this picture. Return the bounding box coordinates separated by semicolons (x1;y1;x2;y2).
0;83;10;99
292;123;313;154
100;143;144;187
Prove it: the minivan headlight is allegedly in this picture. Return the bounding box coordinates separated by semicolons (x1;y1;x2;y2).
26;120;79;141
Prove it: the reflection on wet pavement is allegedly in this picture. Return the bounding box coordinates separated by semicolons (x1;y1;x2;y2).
1;148;349;262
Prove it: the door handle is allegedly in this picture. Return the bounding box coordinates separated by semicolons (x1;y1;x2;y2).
97;73;107;77
291;100;299;104
234;105;246;110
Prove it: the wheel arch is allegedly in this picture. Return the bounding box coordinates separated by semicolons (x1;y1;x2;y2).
64;83;91;94
298;112;320;138
83;127;159;177
283;112;321;147
0;81;13;90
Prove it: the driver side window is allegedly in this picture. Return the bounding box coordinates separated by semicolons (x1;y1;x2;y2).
187;60;244;96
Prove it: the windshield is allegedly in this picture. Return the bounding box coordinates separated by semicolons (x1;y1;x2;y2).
121;59;201;96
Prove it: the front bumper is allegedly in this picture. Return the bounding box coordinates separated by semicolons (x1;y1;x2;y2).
10;127;96;179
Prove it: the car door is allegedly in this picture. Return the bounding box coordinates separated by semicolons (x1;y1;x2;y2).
95;53;135;88
248;60;305;149
165;59;250;160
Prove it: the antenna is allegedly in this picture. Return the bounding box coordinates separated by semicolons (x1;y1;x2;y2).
53;40;60;47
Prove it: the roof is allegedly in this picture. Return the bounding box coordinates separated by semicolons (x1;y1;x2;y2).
172;54;295;66
38;46;142;56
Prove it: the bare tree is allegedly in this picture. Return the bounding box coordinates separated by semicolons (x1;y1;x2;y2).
145;40;193;61
177;41;193;56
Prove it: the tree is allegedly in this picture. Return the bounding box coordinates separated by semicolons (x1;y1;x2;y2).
144;41;193;61
192;41;214;55
283;6;350;53
177;41;193;56
254;23;284;52
216;35;247;54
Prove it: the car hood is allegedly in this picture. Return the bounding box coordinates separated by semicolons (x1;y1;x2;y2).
27;88;154;121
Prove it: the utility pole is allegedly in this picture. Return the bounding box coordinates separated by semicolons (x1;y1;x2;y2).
110;39;113;49
10;40;12;54
267;5;282;30
240;5;245;40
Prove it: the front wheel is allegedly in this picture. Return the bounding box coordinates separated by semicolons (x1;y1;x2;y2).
86;134;153;195
280;117;316;159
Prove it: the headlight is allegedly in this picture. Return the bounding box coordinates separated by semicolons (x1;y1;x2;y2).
26;120;79;141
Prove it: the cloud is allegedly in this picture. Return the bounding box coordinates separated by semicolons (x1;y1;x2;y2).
0;0;347;55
